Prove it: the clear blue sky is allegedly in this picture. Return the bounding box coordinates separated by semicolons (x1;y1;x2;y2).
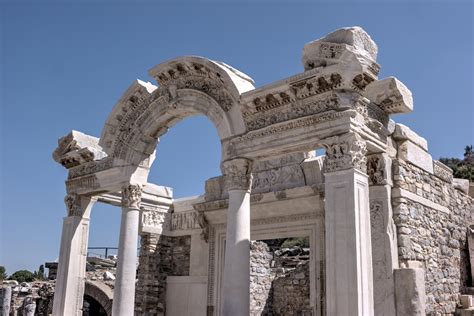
1;1;472;274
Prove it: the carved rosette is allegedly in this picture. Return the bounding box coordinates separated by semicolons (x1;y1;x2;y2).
121;184;142;209
323;133;367;173
222;158;253;191
65;193;82;217
367;154;388;185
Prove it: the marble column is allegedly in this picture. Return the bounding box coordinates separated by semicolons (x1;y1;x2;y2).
221;158;252;316
112;184;142;316
53;194;95;316
323;133;374;316
367;153;398;316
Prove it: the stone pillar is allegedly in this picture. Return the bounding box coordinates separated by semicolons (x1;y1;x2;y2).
323;133;374;316
221;158;252;316
52;194;95;316
367;153;398;316
112;184;142;316
0;286;12;316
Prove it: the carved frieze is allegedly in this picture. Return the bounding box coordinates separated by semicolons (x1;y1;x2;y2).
245;93;340;131
68;158;113;179
171;211;209;241
141;210;168;229
153;62;235;112
323;133;367;173
65;193;82;217
222;158;253;191
121;184;142;209
66;174;100;193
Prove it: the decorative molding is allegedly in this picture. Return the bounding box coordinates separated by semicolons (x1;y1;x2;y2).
222;158;253;191
65;193;82;217
290;73;342;100
121;184;142;209
352;73;375;91
323;133;368;173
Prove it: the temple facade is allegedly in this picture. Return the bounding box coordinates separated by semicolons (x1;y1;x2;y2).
51;27;473;315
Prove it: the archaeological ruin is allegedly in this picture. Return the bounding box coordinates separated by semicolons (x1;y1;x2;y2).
37;26;474;315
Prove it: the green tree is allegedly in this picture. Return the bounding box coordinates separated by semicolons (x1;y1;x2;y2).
34;265;45;280
440;144;474;181
0;266;7;280
9;270;35;283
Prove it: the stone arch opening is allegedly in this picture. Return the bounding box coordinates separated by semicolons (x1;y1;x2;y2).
83;281;113;316
98;56;255;180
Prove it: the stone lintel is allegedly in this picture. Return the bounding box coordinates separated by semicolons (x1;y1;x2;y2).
433;160;453;183
397;140;433;174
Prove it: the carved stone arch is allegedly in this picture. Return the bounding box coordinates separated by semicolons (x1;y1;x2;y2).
84;280;113;316
99;56;255;168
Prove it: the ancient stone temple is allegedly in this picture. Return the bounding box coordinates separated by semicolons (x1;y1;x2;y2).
51;26;473;316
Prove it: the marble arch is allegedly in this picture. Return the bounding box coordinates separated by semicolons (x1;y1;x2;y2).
52;26;473;316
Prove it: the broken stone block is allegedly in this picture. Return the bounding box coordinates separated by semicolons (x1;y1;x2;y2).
453;178;470;195
302;26;379;79
394;268;426;315
0;286;12;316
460;295;474;309
364;77;413;115
393;124;428;151
397;140;433;174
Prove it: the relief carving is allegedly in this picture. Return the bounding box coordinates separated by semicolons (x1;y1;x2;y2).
121;184;142;209
222;158;253;191
154;62;235;112
367;154;387;185
323;133;367;173
65;193;82;217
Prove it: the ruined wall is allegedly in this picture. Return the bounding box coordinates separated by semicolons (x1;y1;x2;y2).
250;241;273;315
392;159;473;314
272;261;312;316
135;234;191;315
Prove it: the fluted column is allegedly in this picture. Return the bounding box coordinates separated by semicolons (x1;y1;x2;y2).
323;132;374;316
112;184;142;316
53;194;95;316
221;158;252;316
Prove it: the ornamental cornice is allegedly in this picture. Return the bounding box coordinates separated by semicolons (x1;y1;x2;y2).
121;184;142;209
221;158;253;191
323;132;368;173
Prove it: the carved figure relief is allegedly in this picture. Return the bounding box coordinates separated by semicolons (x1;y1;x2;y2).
367;155;387;185
64;193;82;217
121;184;142;209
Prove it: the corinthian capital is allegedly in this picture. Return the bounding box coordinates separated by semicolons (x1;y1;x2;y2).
121;184;142;208
323;132;367;173
221;158;253;191
65;193;82;217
